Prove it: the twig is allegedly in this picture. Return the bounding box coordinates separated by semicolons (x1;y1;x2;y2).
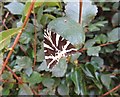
0;0;36;83
79;0;83;24
5;65;23;84
0;79;28;84
2;12;9;30
19;43;28;56
99;41;119;47
99;84;120;97
33;10;37;69
78;41;119;53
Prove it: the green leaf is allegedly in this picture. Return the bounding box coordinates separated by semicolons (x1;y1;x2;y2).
27;71;42;85
57;83;69;95
23;1;31;16
24;23;35;33
24;67;33;77
83;64;95;78
82;64;102;89
102;45;116;53
2;88;10;95
19;84;33;95
0;27;21;50
112;12;120;27
40;14;50;26
36;46;45;62
4;2;25;15
112;2;119;11
82;0;98;26
44;14;56;20
88;21;108;32
71;68;81;95
15;56;32;69
39;88;55;95
87;46;101;56
2;71;15;95
117;42;120;51
107;27;120;42
37;60;50;72
70;52;81;63
19;31;32;44
65;2;79;22
94;34;107;44
48;17;85;48
42;78;55;88
52;58;67;77
84;39;96;48
45;1;61;8
101;74;111;89
34;0;44;8
91;56;104;67
37;5;44;24
44;7;57;13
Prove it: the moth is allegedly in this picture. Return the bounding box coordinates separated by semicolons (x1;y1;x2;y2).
44;29;77;69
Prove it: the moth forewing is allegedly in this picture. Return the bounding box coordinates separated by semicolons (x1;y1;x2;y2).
44;29;77;69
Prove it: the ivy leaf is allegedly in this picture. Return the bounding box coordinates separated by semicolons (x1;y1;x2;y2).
4;2;25;15
94;34;108;44
101;74;111;89
42;78;55;89
15;56;32;69
70;52;81;63
57;83;69;95
107;27;120;42
112;12;120;27
84;39;96;48
27;71;42;85
19;84;33;95
2;71;16;95
36;46;45;62
88;21;108;32
52;58;67;77
24;67;33;77
117;42;120;51
87;46;101;56
39;88;55;95
37;60;50;72
19;32;32;44
91;57;104;67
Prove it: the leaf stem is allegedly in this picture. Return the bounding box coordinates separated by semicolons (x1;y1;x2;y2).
99;84;120;97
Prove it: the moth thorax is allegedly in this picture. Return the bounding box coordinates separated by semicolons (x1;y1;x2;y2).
55;50;66;60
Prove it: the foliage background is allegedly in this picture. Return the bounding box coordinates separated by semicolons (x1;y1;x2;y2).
0;0;120;96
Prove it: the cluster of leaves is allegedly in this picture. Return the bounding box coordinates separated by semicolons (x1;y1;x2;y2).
0;0;120;96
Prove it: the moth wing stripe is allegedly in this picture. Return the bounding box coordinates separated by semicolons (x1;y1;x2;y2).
44;43;54;50
47;59;57;68
45;30;58;51
63;41;71;50
56;33;60;47
66;48;77;53
44;50;47;52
